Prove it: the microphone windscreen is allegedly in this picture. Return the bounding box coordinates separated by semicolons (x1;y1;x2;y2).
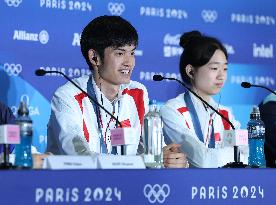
152;75;164;81
241;82;251;88
35;69;46;76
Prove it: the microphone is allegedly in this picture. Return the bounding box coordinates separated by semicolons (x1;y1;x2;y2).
241;82;276;95
153;74;247;168
152;75;164;81
240;82;251;88
35;69;47;76
35;69;128;155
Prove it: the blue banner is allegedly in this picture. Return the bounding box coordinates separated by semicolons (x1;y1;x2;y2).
0;0;275;152
0;169;276;204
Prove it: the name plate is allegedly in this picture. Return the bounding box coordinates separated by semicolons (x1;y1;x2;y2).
0;125;20;144
110;128;136;146
43;155;98;170
224;129;248;146
98;155;145;169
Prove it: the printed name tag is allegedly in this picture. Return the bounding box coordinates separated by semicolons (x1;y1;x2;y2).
224;129;248;146
98;155;145;169
43;155;98;169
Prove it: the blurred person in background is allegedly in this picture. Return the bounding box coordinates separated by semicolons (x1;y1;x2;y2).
259;93;276;167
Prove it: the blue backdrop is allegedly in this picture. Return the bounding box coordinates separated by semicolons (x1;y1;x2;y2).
1;0;275;152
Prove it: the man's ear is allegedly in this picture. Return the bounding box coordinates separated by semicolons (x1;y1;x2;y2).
88;49;100;67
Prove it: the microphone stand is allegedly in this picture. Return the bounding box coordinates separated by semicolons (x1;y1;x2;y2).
0;144;13;169
35;69;125;155
154;75;248;168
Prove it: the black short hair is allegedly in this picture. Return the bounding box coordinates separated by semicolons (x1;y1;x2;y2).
179;30;228;85
80;15;138;70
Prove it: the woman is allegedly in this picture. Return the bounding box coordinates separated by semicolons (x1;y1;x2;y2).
161;30;247;168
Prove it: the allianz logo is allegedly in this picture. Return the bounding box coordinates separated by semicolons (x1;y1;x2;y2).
13;30;49;44
163;33;181;45
253;43;273;58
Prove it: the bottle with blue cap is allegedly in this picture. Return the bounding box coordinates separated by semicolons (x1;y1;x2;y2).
143;100;164;168
14;101;33;168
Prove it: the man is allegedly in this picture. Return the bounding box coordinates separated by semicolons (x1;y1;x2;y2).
47;15;149;155
259;93;276;167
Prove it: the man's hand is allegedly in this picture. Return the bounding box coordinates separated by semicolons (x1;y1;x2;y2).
163;144;189;168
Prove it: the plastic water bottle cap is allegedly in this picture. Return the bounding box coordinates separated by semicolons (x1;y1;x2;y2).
17;101;29;116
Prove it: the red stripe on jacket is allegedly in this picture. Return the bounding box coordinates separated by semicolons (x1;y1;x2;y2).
177;107;190;129
74;92;90;142
219;109;231;130
120;119;131;128
122;88;145;126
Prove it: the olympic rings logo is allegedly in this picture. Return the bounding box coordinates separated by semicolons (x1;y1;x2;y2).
143;184;170;203
3;63;22;76
108;2;125;16
201;10;218;23
4;0;22;7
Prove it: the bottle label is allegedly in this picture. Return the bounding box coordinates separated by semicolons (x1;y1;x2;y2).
248;125;265;139
19;122;33;137
143;113;164;157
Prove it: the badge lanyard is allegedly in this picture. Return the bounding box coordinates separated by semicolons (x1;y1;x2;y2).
87;75;118;154
184;91;215;148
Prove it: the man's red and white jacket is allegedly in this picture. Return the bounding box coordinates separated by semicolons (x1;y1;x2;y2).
47;75;149;155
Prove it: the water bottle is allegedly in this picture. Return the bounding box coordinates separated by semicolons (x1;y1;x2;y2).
247;106;266;167
143;100;164;168
14;101;33;168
